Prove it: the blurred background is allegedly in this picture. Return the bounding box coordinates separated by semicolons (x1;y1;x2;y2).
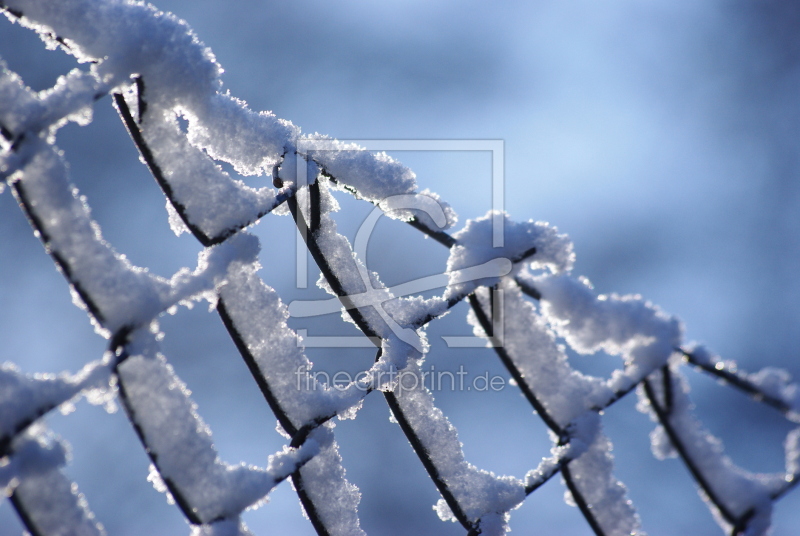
1;0;799;534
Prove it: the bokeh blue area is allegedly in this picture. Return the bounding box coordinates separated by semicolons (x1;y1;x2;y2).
1;1;799;535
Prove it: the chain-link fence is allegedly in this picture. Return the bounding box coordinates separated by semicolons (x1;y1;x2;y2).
2;2;800;535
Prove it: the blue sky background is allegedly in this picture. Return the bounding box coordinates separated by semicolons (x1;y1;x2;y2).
1;1;799;534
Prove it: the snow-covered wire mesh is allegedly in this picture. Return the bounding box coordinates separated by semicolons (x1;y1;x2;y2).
1;1;799;535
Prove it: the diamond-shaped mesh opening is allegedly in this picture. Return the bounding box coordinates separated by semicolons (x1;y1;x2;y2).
2;3;800;536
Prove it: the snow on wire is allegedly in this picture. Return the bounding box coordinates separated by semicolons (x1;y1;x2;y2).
0;1;798;535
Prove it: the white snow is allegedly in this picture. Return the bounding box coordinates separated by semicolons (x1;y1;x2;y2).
300;135;418;205
1;427;104;536
445;211;574;298
382;188;458;231
4;0;444;238
785;428;800;476
562;417;644;536
220;261;370;426
5;125;261;336
118;329;321;523
0;360;113;443
386;342;525;535
685;344;800;421
471;282;612;427
649;425;678;460
3;1;797;535
532;272;682;393
218;263;367;536
0;61;100;146
638;368;786;535
462;283;642;535
136;95;289;240
288;425;366;536
748;368;800;412
221;254;527;534
523;443;570;490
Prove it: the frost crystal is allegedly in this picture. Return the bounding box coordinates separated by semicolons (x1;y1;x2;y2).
2;1;797;535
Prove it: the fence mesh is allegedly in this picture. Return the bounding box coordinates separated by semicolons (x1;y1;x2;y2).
1;2;799;535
